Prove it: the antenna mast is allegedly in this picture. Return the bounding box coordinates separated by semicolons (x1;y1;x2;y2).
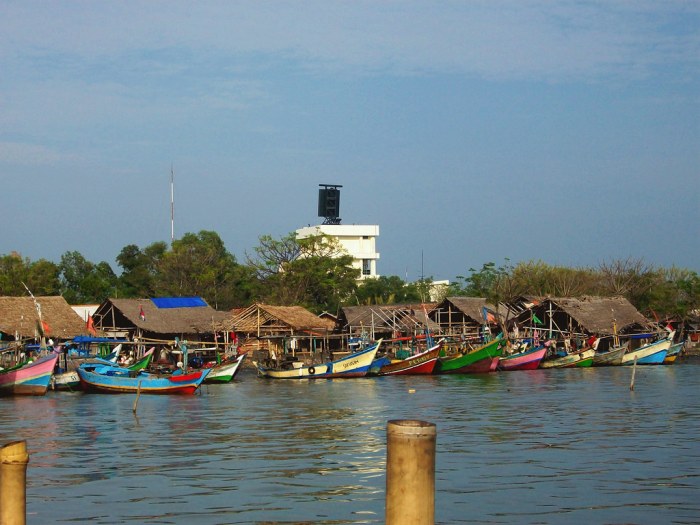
170;165;175;244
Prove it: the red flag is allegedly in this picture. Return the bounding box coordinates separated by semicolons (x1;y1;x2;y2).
139;305;146;321
87;315;97;336
41;320;51;335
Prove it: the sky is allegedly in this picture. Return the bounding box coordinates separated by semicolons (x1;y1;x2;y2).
1;1;698;282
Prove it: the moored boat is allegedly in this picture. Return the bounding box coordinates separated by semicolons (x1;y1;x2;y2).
77;365;210;395
592;342;628;367
540;348;595;369
377;341;442;376
620;335;672;366
663;341;684;364
435;338;503;374
254;339;382;379
0;353;60;396
204;353;246;383
498;345;546;371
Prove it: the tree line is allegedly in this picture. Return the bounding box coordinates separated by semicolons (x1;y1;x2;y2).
1;230;698;319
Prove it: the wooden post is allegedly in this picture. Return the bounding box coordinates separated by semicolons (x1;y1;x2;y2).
133;381;142;414
630;356;638;391
1;440;29;525
386;420;436;525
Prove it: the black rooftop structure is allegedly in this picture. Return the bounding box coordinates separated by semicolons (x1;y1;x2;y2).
318;184;342;225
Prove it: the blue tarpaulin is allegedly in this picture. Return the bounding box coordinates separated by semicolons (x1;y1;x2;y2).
151;297;207;309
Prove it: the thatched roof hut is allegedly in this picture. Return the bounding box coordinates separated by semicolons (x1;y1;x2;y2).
511;296;653;350
230;303;335;336
93;297;229;340
338;304;439;340
228;303;336;355
0;296;87;340
429;297;498;339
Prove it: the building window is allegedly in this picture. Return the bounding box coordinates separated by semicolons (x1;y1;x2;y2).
362;259;372;276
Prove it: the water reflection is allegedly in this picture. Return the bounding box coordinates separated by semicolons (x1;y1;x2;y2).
1;364;700;523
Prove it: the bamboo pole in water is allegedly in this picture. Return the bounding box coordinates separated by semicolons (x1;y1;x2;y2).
386;420;436;525
1;440;29;525
630;356;638;391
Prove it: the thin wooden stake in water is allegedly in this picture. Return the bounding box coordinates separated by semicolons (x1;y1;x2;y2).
133;381;142;413
630;356;637;391
1;440;29;525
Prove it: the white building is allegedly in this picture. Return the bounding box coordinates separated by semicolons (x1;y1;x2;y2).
296;224;380;280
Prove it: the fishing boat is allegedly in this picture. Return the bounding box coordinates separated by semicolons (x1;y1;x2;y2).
254;339;382;379
540;348;595;369
592;342;628;367
664;341;684;364
620;334;673;366
53;347;155;391
77;364;210;395
0;352;60;396
498;345;547;371
377;341;442;376
435;338;503;374
204;353;246;383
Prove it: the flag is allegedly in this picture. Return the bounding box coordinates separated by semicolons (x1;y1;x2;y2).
41;320;51;335
87;315;97;336
532;314;543;325
139;305;146;321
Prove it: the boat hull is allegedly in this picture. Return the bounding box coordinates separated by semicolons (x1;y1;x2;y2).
0;353;59;396
435;339;502;374
256;341;381;379
593;344;628;366
663;342;684;364
377;343;442;376
621;338;671;366
77;367;210;394
498;347;546;371
540;349;596;369
204;354;246;383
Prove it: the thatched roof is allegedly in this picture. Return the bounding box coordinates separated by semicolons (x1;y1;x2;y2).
433;297;497;323
230;303;336;334
0;296;87;339
94;297;229;335
543;296;651;334
340;304;440;332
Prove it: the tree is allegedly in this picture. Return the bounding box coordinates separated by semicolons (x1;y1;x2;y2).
59;251;118;303
246;232;360;313
155;231;247;309
0;252;31;296
116;242;167;297
355;276;422;305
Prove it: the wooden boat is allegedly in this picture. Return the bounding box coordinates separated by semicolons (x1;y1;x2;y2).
254;339;382;379
435;338;503;374
620;335;672;366
77;365;210;395
53;347;155;391
0;353;60;396
592;342;628;367
664;341;684;364
203;353;246;383
498;346;546;371
540;348;595;369
377;341;442;376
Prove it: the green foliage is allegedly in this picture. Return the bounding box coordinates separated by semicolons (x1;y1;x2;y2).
59;251;118;303
355;276;422;305
154;231;248;310
247;232;360;313
116;242;167;298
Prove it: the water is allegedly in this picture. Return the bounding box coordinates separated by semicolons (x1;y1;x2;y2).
1;361;699;524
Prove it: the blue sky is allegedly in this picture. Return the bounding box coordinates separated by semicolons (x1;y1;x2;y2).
1;1;698;282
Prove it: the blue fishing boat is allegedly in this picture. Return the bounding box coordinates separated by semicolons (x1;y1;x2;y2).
620;333;673;365
77;364;210;395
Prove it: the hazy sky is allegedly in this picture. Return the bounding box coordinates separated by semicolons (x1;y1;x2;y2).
2;1;698;282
